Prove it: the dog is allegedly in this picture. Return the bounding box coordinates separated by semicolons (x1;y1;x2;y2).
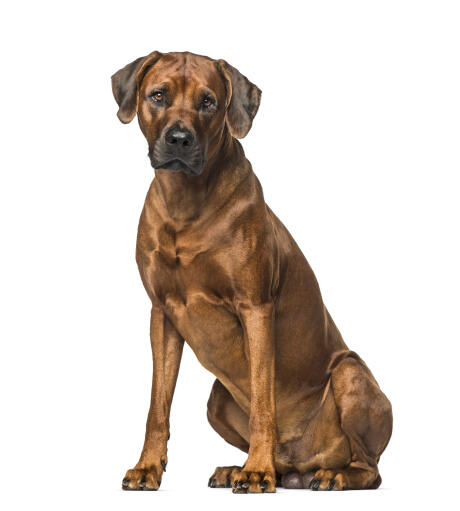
111;51;392;493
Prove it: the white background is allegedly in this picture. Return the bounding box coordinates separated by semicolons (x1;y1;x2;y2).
1;1;459;509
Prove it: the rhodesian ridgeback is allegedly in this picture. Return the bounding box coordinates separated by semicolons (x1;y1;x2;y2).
111;51;392;493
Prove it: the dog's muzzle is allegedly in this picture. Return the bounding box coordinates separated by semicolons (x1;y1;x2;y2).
150;126;204;175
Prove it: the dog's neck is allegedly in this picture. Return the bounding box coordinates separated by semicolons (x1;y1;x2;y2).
151;128;252;225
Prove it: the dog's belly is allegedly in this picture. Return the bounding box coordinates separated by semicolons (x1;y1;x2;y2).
163;291;252;409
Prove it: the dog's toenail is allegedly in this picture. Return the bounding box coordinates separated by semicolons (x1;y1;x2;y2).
310;479;320;490
161;460;167;471
328;480;335;490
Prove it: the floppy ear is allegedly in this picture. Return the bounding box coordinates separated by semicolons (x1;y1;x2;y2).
111;51;162;124
216;59;262;138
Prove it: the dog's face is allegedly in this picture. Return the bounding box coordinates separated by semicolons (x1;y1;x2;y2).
112;52;261;175
138;53;227;176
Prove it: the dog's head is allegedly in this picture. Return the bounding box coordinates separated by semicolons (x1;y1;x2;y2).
111;51;261;176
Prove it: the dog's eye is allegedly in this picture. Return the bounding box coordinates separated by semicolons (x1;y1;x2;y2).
151;91;164;103
201;96;214;109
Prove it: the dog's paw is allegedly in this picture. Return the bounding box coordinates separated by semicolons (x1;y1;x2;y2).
309;468;381;491
232;468;276;494
208;466;241;488
309;469;345;491
122;458;167;491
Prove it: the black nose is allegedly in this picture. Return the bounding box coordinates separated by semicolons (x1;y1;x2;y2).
165;127;195;149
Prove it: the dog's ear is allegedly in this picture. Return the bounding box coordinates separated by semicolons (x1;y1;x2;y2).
216;59;262;138
111;51;162;124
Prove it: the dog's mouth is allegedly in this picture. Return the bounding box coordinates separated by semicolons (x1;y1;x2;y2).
152;158;203;176
149;140;205;176
157;159;201;175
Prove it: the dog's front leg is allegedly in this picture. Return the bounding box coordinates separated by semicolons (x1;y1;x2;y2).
122;305;184;490
233;302;276;493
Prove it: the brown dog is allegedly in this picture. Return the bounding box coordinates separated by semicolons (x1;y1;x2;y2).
111;51;392;493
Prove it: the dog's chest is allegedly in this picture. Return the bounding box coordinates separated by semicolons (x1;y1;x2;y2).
136;218;248;379
138;223;209;296
137;217;235;321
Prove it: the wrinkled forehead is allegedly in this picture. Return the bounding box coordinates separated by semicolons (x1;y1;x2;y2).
141;52;226;99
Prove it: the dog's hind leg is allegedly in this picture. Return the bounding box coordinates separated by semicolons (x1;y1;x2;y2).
310;353;392;490
207;379;249;488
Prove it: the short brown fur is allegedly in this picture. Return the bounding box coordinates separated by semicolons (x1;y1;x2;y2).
112;51;392;493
